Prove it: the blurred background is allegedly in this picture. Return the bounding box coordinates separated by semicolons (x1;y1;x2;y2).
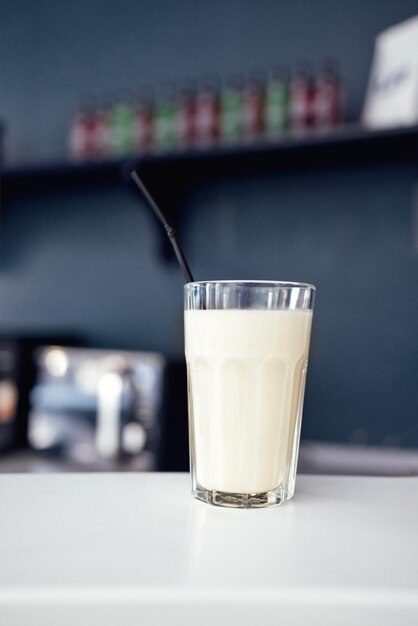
1;0;417;475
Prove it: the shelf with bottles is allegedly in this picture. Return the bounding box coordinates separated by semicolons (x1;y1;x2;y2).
3;123;417;195
68;62;344;161
4;59;417;200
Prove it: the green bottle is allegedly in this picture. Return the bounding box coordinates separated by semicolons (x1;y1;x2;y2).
110;95;135;155
155;83;176;151
265;68;289;137
221;75;243;143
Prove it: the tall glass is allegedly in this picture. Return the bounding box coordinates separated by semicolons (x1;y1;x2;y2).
184;281;315;508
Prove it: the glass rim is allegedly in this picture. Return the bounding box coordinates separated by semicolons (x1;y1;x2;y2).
185;280;316;291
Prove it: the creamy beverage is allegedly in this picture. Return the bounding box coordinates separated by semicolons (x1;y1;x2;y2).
185;308;313;496
130;173;315;505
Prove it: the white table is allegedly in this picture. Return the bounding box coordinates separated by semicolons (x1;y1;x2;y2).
1;473;417;625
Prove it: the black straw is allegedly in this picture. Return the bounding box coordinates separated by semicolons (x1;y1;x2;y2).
130;171;195;283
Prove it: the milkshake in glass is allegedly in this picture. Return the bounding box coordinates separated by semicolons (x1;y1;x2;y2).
184;281;315;508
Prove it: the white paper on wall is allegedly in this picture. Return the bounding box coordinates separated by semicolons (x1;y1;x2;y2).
363;15;418;128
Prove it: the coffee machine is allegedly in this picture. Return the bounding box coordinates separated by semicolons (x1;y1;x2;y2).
28;346;188;471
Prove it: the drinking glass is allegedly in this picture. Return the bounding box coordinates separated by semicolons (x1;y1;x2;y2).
184;280;315;508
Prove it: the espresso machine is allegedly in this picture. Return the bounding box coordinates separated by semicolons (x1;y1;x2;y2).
0;337;188;472
28;346;188;471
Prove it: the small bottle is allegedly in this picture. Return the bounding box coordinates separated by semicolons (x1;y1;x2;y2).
221;75;243;144
134;89;154;153
154;83;177;151
177;82;196;149
110;93;135;155
243;72;265;141
92;103;111;157
314;60;343;130
69;106;88;160
289;64;316;133
68;103;97;161
265;67;289;137
195;77;220;147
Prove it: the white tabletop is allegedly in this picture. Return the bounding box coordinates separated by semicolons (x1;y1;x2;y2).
1;473;417;625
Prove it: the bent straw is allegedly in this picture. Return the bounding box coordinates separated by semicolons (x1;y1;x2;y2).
130;170;195;283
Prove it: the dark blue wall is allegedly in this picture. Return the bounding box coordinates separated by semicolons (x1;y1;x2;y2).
1;1;418;446
2;0;417;162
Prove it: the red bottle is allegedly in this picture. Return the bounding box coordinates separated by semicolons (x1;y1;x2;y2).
243;73;265;141
92;104;110;157
195;78;220;147
69;105;97;160
177;83;196;149
134;90;154;153
290;64;316;132
314;61;343;129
